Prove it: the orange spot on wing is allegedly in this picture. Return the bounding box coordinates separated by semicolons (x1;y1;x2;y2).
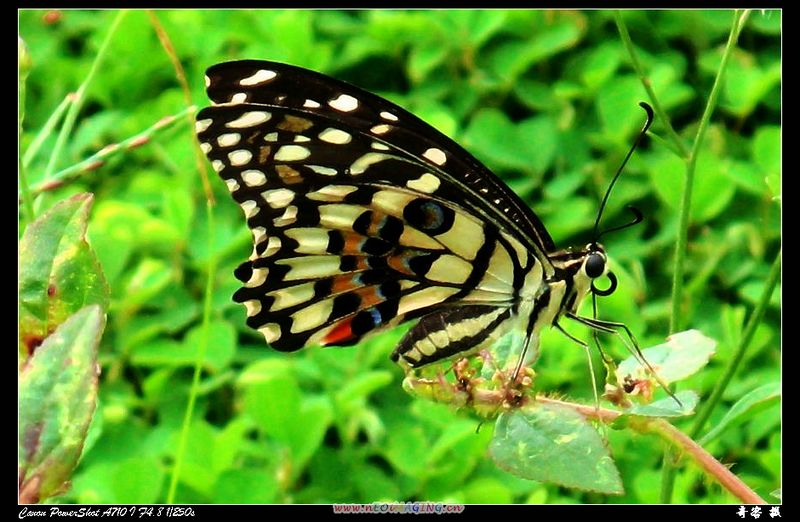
355;286;382;308
322;318;355;345
343;233;364;254
388;254;413;276
331;275;358;293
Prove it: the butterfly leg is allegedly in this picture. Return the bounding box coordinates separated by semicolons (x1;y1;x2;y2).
566;313;682;406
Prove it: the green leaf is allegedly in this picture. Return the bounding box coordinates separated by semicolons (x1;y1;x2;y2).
19;194;109;364
384;423;430;477
352;464;402;502
119;258;172;309
580;42;622;89
213;469;279;503
335;370;393;413
700;382;781;445
238;360;332;472
463;477;514;504
462;110;557;175
617;330;716;386
489;403;623;495
185;320;236;372
596;75;647;144
107;456;164;503
625;391;699;418
130;320;235;372
408;44;449;84
19;305;105;503
753;125;780;180
292;396;334;471
486;20;582;83
240;361;302;444
70;455;164;504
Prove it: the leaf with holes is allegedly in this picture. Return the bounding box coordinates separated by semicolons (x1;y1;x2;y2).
490;402;623;495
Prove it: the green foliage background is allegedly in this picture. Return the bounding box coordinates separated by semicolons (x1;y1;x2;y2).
19;10;780;504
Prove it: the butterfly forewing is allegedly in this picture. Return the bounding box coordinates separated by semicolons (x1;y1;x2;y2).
203;60;556;259
197;60;556;365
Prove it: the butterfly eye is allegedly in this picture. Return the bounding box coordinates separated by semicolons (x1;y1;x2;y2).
585;252;606;279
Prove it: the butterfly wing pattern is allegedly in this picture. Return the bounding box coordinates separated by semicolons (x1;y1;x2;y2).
196;60;607;370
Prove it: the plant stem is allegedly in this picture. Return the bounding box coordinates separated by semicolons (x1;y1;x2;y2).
166;200;217;504
23;95;72;168
24;106;196;196
150;11;220;503
614;12;689;160
18;37;34;226
689;251;781;439
661;9;750;503
146;10;216;204
42;10;127;181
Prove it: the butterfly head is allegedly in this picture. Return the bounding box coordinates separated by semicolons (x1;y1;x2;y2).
549;242;617;316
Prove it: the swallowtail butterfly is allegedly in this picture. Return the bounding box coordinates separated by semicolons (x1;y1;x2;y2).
196;60;646;376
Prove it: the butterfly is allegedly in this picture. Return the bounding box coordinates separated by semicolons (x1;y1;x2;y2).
195;60;646;374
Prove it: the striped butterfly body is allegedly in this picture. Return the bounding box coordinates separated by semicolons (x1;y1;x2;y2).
196;60;618;373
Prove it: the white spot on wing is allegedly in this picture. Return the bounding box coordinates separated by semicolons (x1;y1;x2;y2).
380;111;398;121
243;299;262;317
426;255;473;284
308;165;337;176
224;178;240;192
370;124;390;135
195;118;212;133
350;152;390;175
204;75;211;88
307;185;358;202
285;228;330;254
291;299;333;333
261;188;295;208
277;255;342;281
268;281;315;311
228;149;253;166
245;267;268;287
200;142;212;154
259;323;281;343
240;199;260;218
212;160;225;172
304;99;321;108
318;204;365;230
406;173;441;194
241;169;267;187
397;287;460;316
423;147;447;166
275;145;311;161
319;128;352;144
231;92;248;103
265;132;279;142
239;69;277;86
252;227;269;250
217;133;241;147
371;142;390;151
294;135;311;143
226;111;271;128
273;205;298;227
258;236;281;260
329;94;359;112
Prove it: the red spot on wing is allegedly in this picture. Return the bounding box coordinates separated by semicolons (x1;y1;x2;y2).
322;318;356;346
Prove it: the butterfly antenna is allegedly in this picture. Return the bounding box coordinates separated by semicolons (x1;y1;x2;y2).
591;102;654;245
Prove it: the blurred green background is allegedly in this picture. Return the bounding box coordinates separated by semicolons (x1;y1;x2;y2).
19;10;780;504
